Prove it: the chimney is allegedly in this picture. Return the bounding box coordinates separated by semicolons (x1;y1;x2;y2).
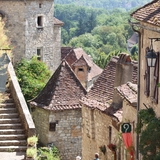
111;53;133;110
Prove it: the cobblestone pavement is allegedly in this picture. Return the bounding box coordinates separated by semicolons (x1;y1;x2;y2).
0;152;25;160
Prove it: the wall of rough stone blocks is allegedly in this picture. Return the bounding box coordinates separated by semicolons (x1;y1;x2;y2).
31;107;82;160
31;107;49;145
139;23;160;117
82;105;119;160
0;0;25;64
1;0;61;72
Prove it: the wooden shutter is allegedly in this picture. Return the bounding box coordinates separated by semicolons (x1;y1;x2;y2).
153;53;159;103
144;48;150;96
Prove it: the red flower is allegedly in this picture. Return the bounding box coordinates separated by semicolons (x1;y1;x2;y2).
107;143;116;151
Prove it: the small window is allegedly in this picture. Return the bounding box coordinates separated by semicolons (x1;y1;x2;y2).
108;126;112;143
37;16;43;28
37;48;42;60
39;3;42;8
49;122;56;131
78;68;84;72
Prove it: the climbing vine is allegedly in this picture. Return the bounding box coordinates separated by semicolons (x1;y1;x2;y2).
136;108;160;160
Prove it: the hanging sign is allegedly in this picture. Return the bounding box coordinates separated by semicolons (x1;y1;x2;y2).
121;123;132;133
121;123;134;160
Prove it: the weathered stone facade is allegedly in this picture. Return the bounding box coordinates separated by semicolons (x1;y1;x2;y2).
82;106;119;160
30;61;87;160
0;0;61;72
31;107;82;160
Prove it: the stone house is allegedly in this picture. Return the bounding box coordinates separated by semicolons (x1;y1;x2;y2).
131;0;160;116
80;53;138;160
115;82;137;160
0;0;63;71
61;47;103;90
29;60;87;160
130;0;160;159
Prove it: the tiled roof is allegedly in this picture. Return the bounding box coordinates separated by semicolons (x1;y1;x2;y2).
80;54;138;122
61;47;73;60
30;60;87;111
64;47;103;81
116;82;137;107
127;32;138;46
72;55;90;69
131;0;160;26
85;56;118;104
54;17;64;26
84;56;137;103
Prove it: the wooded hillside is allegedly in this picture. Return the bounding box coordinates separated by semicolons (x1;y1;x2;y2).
54;3;139;68
54;0;151;11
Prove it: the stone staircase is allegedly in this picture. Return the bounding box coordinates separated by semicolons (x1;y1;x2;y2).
0;90;27;152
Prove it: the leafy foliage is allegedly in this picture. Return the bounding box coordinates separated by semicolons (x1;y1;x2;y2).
37;146;60;160
55;4;138;68
136;108;160;160
54;0;151;11
15;57;51;101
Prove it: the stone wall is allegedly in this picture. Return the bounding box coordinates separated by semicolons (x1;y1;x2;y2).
8;62;36;137
0;0;61;72
139;23;160;117
31;107;49;144
82;106;119;160
53;25;62;72
25;0;60;72
0;0;25;64
31;107;82;160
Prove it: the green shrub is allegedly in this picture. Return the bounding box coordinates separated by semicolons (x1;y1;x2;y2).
27;135;38;146
26;148;37;158
15;56;51;101
37;146;60;160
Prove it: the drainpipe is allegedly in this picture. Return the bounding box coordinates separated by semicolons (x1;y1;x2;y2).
129;20;141;160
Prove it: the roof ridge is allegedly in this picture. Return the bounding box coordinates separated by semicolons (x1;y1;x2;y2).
131;0;159;17
30;60;87;110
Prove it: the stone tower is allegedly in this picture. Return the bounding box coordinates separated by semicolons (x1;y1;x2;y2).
0;0;62;72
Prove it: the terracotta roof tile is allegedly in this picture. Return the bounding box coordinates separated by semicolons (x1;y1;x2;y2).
116;82;137;106
61;47;73;60
54;17;64;26
131;0;160;26
64;47;103;81
81;54;138;108
30;60;87;111
72;55;90;68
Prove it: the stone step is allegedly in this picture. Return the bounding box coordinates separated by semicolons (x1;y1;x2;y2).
0;123;22;129
0;118;20;124
0;108;17;113
0;146;27;152
0;140;27;146
0;129;25;134
0;134;26;140
0;98;14;103
0;103;15;108
0;113;19;118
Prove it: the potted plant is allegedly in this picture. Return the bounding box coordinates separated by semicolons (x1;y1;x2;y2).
26;148;37;160
27;135;38;147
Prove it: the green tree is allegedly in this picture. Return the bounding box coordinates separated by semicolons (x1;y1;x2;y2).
136;108;160;160
15;57;51;101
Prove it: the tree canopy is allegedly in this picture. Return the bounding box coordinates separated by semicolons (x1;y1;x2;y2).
15;57;51;101
54;0;151;11
55;4;138;68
